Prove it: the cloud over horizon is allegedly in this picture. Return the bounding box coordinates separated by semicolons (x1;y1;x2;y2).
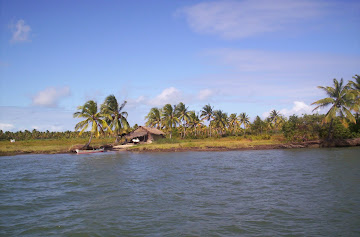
32;86;71;107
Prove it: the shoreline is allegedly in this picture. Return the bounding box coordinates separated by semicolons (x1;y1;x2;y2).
126;139;360;153
1;138;359;156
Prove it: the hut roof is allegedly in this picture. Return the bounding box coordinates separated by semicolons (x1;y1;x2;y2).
125;126;165;140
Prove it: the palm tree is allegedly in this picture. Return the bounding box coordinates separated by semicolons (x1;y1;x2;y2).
162;104;179;139
269;110;282;132
74;100;112;148
349;74;360;91
200;104;214;137
228;113;238;135
349;74;360;117
212;110;228;135
188;111;202;136
175;102;190;138
145;107;162;129
238;112;250;135
101;95;130;143
311;78;357;139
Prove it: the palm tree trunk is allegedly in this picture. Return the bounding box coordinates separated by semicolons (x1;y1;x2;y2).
115;134;120;143
209;124;212;137
85;133;93;148
327;118;334;140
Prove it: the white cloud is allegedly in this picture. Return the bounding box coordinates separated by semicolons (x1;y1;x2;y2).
0;123;15;131
32;86;71;107
10;19;31;43
179;0;325;39
148;87;183;106
197;89;216;100
262;101;320;118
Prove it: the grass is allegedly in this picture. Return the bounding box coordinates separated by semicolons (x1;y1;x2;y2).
128;136;284;152
0;135;286;155
0;137;114;156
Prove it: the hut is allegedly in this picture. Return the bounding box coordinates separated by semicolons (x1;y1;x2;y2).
125;126;165;143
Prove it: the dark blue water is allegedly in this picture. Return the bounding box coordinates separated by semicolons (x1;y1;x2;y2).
1;148;360;236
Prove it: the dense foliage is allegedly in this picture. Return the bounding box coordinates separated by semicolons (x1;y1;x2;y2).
1;75;359;143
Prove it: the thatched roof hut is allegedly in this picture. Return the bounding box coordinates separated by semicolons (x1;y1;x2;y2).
125;126;165;143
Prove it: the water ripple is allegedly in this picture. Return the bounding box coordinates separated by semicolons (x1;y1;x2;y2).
1;148;360;236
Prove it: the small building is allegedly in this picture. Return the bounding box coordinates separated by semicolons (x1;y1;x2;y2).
125;126;165;143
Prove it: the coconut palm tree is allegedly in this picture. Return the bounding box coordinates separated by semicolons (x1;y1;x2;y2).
145;107;162;129
101;95;130;143
212;110;228;135
238;112;250;135
74;100;112;148
269;110;283;132
228;113;238;135
200;104;214;137
188;111;202;136
349;74;360;117
176;102;190;138
311;78;357;139
162;104;179;139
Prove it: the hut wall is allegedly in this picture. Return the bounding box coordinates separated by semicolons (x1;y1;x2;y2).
151;134;164;141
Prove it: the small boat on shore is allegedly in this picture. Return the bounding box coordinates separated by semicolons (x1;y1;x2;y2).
75;148;105;154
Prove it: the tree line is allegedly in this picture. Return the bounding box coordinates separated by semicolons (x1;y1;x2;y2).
144;75;360;141
2;75;359;143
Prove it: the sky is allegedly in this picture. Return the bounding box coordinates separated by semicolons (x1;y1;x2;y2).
0;0;359;132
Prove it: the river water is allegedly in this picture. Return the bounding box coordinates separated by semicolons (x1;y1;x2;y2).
1;148;360;236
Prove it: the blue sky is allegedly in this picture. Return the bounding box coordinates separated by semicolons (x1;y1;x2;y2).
0;0;359;132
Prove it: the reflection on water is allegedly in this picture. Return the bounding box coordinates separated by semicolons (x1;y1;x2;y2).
1;148;360;236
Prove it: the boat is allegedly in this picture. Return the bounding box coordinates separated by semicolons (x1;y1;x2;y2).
75;148;105;154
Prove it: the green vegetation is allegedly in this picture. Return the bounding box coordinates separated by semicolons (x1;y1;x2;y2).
0;75;359;155
128;136;282;152
0;137;113;156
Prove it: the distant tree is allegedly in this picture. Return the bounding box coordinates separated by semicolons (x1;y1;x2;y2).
238;112;250;135
162;104;179;139
311;78;356;139
74;100;112;148
269;110;283;131
188;111;202;137
145;107;162;129
228;113;238;135
200;104;214;137
175;102;190;138
349;74;360;117
212;110;228;135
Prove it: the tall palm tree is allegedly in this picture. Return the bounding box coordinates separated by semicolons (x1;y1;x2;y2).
311;78;357;139
175;102;190;138
238;112;250;135
269;110;282;131
349;74;360;91
101;95;130;143
145;107;162;129
212;110;228;135
349;74;360;117
200;104;214;137
228;113;238;135
162;104;179;139
74;100;112;148
188;111;202;136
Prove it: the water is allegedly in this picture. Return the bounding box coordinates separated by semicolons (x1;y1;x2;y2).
1;148;360;236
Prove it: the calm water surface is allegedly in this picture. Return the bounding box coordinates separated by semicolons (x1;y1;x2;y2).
1;148;360;236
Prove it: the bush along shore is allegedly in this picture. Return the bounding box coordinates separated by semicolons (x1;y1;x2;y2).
1;75;360;155
1;136;360;156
